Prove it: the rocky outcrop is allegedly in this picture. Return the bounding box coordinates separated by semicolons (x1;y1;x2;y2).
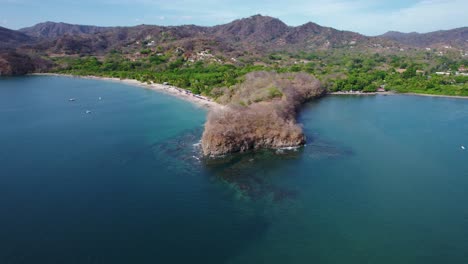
201;71;324;156
0;51;52;76
0;52;35;75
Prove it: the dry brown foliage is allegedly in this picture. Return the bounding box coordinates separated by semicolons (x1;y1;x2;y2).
202;71;324;156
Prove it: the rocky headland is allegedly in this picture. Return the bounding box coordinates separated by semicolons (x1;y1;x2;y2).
201;71;325;156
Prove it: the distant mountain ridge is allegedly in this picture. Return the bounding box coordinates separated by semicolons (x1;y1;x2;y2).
8;15;466;54
19;21;110;38
379;27;468;48
0;15;467;76
12;15;387;55
0;26;35;49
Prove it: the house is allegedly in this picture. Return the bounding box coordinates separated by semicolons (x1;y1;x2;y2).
459;65;466;72
377;85;386;92
435;72;450;76
396;68;407;73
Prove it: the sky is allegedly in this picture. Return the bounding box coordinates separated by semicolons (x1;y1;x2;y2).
0;0;466;35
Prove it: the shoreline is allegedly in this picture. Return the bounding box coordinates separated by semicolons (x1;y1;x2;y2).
329;91;394;96
403;92;468;100
329;91;468;99
28;74;468;105
30;73;223;110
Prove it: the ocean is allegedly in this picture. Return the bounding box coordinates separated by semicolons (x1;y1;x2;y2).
1;76;468;263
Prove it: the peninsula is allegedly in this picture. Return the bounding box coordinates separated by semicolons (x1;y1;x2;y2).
202;71;324;156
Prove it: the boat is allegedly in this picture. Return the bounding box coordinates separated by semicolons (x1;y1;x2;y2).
462;146;466;150
69;98;76;102
85;110;92;114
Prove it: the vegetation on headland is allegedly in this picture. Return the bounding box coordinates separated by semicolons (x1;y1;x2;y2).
51;48;468;98
201;72;325;156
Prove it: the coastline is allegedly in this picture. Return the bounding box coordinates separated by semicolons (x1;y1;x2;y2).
28;74;468;107
30;73;223;110
329;91;394;96
403;92;468;100
329;91;468;99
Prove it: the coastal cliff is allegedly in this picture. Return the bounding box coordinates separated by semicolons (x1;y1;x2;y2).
201;71;325;156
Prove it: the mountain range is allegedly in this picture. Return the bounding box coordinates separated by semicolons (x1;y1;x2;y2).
380;28;468;48
0;15;466;75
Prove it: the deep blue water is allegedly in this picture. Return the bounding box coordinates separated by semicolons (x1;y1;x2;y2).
1;76;468;263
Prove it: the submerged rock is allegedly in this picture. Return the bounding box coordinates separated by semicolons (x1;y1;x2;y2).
202;71;324;156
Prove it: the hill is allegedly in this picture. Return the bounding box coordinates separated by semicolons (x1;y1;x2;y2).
12;15;399;56
0;26;35;49
0;15;466;80
380;27;468;48
19;21;110;38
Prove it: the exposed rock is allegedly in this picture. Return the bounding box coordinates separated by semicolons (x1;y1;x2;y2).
201;71;324;156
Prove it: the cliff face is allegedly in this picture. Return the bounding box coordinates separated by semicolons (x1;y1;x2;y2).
201;71;324;156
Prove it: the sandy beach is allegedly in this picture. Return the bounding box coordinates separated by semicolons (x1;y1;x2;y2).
31;73;223;110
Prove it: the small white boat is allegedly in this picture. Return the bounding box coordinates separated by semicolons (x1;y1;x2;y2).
85;110;92;114
98;97;102;100
462;146;466;150
69;98;76;102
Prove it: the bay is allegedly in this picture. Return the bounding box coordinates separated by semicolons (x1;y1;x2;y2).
1;76;467;263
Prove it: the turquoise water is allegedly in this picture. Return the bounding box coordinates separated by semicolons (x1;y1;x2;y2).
1;76;468;263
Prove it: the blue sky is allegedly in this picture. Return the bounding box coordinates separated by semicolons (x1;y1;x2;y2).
0;0;466;35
